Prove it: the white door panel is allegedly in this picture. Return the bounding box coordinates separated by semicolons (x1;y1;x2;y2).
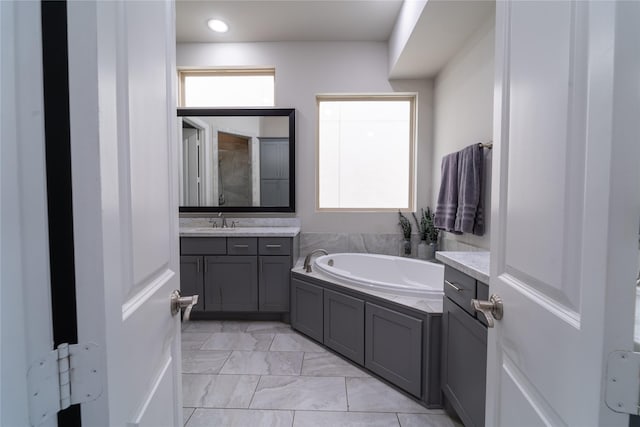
488;1;639;426
68;0;181;425
1;1;56;425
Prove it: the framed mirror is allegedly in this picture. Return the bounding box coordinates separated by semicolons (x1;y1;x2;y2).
177;108;295;213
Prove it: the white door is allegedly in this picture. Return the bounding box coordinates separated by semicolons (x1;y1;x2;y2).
1;1;56;426
487;1;640;426
66;1;183;426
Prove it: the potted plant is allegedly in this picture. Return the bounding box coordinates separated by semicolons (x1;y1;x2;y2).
413;207;439;260
398;211;413;257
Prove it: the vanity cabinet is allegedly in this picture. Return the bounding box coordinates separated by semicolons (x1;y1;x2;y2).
179;236;293;314
441;265;488;427
365;303;423;397
323;289;365;365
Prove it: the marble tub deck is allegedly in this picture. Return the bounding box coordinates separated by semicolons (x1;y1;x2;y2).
182;320;462;427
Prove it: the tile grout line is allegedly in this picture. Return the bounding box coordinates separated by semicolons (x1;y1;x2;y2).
246;374;262;409
183;408;195;427
344;376;350;412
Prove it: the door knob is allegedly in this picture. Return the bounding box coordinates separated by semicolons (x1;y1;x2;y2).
470;294;503;328
170;290;199;322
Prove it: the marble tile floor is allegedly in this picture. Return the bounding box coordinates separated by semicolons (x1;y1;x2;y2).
181;320;463;427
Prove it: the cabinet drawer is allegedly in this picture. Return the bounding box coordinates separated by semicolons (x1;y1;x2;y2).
258;237;291;255
181;237;226;255
227;237;257;255
444;266;476;315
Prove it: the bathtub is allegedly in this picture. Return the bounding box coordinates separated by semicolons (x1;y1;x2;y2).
313;253;444;298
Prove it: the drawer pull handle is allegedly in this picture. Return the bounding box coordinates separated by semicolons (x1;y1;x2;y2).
445;280;463;292
265;244;282;248
233;244;249;248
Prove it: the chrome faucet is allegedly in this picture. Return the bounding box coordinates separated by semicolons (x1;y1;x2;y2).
303;249;328;273
218;212;228;228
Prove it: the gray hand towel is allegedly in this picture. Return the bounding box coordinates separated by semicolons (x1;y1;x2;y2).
454;144;484;235
434;152;460;233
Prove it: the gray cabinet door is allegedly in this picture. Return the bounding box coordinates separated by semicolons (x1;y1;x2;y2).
441;297;487;427
259;138;289;179
290;278;323;342
365;303;422;397
324;289;365;365
259;255;291;312
179;256;204;312
260;179;289;206
205;256;258;311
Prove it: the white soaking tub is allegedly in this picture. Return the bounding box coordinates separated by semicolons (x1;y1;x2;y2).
314;253;444;298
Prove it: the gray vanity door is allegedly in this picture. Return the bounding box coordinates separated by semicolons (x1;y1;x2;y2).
323;289;365;365
290;278;323;343
179;256;204;312
205;256;258;311
259;255;291;312
365;303;422;397
441;297;487;427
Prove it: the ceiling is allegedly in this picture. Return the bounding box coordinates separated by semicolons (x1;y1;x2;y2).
176;0;404;43
175;0;494;78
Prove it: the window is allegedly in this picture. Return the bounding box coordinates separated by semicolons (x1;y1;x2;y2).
179;69;275;107
317;95;416;211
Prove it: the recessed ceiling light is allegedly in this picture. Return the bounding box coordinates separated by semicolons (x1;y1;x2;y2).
207;19;228;33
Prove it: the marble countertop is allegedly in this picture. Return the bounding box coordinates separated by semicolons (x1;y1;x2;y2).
435;251;490;283
180;226;300;237
291;257;443;314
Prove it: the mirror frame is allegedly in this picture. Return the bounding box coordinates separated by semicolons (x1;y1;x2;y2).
177;107;295;213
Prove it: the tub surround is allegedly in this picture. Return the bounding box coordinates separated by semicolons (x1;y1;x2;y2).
435;251;490;283
290;259;444;408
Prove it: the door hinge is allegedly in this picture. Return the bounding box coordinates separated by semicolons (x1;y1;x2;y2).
605;350;640;415
27;342;102;426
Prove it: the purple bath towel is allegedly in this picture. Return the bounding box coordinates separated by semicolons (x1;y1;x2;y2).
454;144;485;235
434;152;460;233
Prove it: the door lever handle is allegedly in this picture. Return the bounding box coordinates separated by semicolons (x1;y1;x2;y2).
471;294;503;328
170;290;199;322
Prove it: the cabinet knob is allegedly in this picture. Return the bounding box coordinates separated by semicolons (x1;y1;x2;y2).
470;294;503;328
170;289;199;322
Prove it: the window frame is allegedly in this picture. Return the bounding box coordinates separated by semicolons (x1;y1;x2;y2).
315;94;417;212
177;68;275;107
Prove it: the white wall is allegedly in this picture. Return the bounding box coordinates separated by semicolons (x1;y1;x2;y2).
177;42;434;233
431;17;495;250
